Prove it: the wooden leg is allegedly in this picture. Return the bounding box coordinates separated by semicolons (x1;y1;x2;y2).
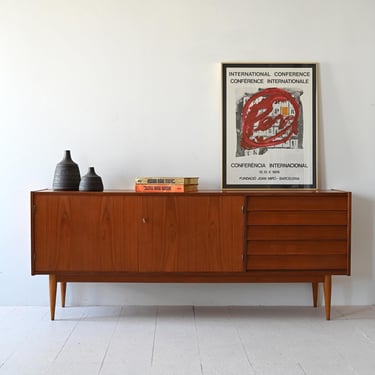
61;282;67;308
323;275;332;320
49;275;57;320
312;282;318;307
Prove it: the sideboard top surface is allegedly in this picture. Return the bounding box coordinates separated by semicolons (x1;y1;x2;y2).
31;189;350;197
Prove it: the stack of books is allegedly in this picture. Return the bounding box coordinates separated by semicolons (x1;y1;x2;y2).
135;177;199;193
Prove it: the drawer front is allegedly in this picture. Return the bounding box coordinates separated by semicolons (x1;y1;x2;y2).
246;194;351;273
249;240;348;255
247;195;348;211
247;211;348;225
246;255;348;271
247;225;348;241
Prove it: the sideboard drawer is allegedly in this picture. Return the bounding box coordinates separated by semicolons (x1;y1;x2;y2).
247;195;348;211
247;225;348;240
246;254;348;271
247;211;348;225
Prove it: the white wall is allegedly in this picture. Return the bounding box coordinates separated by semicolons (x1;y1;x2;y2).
1;0;374;307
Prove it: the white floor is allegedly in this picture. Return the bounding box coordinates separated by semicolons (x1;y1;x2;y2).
0;305;375;375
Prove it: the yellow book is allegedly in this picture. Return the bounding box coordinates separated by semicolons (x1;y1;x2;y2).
135;177;199;185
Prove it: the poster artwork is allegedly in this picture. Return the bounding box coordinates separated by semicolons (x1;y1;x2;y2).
237;87;303;156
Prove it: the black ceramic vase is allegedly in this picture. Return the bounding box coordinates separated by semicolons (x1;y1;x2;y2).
79;167;104;192
52;150;81;191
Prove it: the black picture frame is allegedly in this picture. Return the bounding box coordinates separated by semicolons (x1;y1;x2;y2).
222;62;317;189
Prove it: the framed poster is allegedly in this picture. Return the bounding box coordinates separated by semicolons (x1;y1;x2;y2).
222;62;317;189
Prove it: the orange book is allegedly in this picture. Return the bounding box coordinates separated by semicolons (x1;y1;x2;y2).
135;184;198;193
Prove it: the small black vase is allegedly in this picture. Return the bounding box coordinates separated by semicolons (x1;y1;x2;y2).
79;167;104;192
52;150;81;191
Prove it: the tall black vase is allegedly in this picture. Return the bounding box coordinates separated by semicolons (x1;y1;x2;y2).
52;150;81;191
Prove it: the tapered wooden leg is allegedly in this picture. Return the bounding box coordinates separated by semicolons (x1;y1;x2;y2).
323;275;332;320
61;282;67;308
312;282;318;307
49;275;57;321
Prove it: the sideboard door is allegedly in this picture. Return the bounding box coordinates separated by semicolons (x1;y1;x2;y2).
32;194;140;273
138;195;245;272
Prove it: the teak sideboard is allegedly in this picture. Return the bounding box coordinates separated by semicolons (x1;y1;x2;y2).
30;190;351;320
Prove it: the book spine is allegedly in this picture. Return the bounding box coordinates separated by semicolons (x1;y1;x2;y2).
135;177;198;185
135;184;197;192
